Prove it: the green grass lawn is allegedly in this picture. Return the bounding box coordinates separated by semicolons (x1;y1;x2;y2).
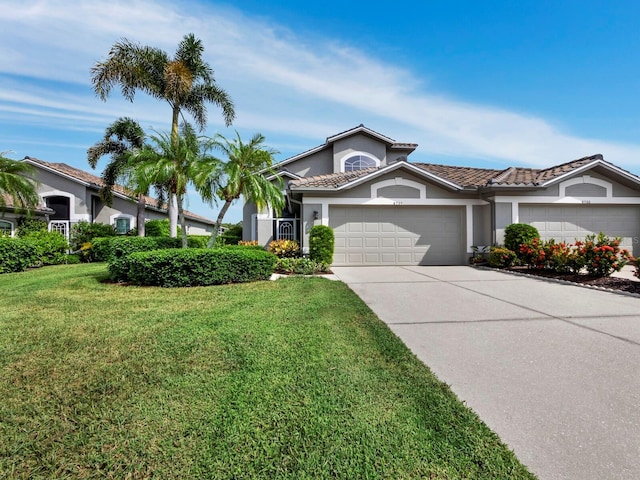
0;264;535;479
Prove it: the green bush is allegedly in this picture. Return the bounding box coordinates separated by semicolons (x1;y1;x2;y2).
117;248;276;287
309;225;334;264
144;219;170;237
0;238;39;273
89;237;116;262
65;254;81;264
70;221;116;251
518;238;546;269
267;239;300;258
23;230;68;266
275;257;331;275
15;218;48;237
187;235;209;248
488;246;517;268
504;223;540;261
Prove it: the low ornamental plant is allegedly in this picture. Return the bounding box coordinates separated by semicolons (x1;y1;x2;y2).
504;223;540;261
267;239;300;258
238;240;259;246
275;257;330;275
488;246;517;268
576;233;633;277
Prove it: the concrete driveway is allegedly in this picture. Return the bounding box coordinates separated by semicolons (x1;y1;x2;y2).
331;266;640;480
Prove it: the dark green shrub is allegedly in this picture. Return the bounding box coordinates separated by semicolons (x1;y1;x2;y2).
309;225;334;264
70;221;116;252
144;219;170;237
187;235;208;248
488;246;517;268
23;230;68;266
267;239;300;258
0;238;39;273
89;237;115;262
504;223;540;259
275;257;330;275
117;248;276;287
16;218;48;237
66;254;81;264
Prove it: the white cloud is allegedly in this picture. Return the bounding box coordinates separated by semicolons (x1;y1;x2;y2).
2;0;640;182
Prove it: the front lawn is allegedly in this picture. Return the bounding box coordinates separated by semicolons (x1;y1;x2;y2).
0;264;534;479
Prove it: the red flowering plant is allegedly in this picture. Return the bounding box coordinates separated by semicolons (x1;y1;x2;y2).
544;239;575;273
577;233;633;277
519;238;546;269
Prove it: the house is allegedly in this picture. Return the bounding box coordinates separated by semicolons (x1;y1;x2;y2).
243;125;640;265
1;157;216;238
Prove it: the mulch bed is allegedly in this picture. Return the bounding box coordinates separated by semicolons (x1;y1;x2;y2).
504;266;640;294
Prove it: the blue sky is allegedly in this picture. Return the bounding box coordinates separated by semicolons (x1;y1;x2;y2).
2;0;640;223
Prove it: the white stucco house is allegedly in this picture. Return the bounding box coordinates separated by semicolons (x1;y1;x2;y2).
244;125;640;265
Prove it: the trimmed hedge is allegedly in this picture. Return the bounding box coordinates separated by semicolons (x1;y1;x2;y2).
91;236;207;266
309;225;334;264
504;223;540;258
0;238;39;273
115;248;277;287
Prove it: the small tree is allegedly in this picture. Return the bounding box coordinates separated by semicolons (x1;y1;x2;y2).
309;225;334;264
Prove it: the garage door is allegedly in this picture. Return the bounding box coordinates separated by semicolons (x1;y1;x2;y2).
329;206;464;266
520;205;640;254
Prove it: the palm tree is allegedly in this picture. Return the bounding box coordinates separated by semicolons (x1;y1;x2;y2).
87;117;152;236
0;152;39;213
91;33;235;237
203;132;285;248
135;123;219;247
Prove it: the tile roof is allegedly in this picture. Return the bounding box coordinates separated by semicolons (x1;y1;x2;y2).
288;154;637;191
1;193;54;213
25;157;215;224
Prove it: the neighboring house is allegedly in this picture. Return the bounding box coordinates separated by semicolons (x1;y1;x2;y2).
244;124;640;266
1;157;215;238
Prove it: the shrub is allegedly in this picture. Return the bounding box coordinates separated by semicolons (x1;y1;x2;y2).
89;237;116;262
275;257;331;275
267;239;300;258
518;238;546;269
15;218;48;237
576;233;632;277
504;223;540;261
238;240;259;246
0;238;39;273
144;219;170;237
118;248;276;287
187;235;208;248
70;221;116;250
22;230;68;266
488;246;517;268
309;225;334;264
65;254;81;264
543;239;586;274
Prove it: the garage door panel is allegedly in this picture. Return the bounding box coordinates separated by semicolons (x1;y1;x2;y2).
520;205;640;256
329;206;464;266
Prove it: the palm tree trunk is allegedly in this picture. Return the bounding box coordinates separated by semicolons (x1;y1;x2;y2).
136;194;146;237
169;194;178;238
177;194;188;248
207;200;232;248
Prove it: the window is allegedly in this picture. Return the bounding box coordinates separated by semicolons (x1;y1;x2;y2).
0;220;12;237
343;154;378;172
115;217;131;234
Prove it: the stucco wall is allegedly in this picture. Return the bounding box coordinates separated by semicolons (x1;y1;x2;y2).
301;203;322;253
283;149;333;177
472;204;492;247
494;202;512;245
333;134;387;172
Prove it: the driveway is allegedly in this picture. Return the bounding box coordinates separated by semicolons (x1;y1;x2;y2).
331;266;640;480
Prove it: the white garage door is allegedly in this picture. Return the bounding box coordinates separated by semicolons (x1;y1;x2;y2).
329;206;464;266
520;205;640;254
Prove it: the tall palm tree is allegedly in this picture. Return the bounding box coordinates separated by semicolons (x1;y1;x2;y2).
0;152;39;213
135;123;219;248
203;132;285;248
87;117;152;236
91;33;235;237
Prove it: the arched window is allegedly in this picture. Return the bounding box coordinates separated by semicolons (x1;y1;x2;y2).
343;153;379;172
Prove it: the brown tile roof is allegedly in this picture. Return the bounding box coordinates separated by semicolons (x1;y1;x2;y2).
289;167;377;188
288;154;634;191
25;157;215;224
1;193;53;213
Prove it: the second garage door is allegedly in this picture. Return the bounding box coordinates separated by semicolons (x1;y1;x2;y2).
329;206;464;266
520;204;640;255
